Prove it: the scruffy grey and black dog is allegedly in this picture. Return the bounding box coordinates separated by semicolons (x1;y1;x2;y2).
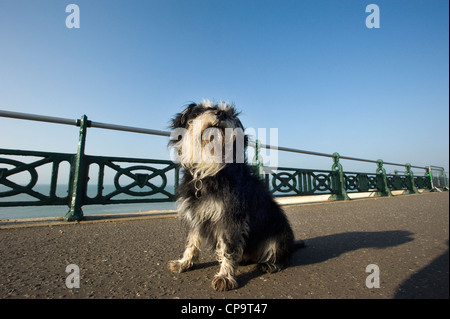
168;101;301;291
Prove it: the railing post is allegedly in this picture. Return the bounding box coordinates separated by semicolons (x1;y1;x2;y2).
329;152;350;201
423;166;434;192
65;115;90;222
374;159;393;197
403;163;419;195
252;140;264;179
444;169;449;191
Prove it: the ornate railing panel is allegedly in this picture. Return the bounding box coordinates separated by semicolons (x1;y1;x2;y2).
266;167;334;196
413;175;430;189
83;155;179;205
264;166;431;197
0;149;72;207
0;148;179;212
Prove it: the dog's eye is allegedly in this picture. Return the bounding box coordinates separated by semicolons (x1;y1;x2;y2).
216;110;227;120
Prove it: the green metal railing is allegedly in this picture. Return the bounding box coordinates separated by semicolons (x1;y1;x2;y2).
1;110;447;221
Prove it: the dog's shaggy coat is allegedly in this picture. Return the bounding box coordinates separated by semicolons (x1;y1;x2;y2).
168;101;297;291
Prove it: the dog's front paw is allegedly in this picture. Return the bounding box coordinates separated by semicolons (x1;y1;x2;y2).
168;260;188;273
212;275;238;291
168;260;193;273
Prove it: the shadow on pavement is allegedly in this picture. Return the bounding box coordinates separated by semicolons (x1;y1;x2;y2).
395;240;449;299
290;230;414;266
238;230;415;289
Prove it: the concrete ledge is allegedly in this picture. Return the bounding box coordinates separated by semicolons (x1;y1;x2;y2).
275;190;416;206
0;210;178;229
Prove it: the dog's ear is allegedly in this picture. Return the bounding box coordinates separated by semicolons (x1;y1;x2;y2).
171;103;197;128
225;106;244;129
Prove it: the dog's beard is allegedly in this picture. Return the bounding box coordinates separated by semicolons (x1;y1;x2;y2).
170;109;245;180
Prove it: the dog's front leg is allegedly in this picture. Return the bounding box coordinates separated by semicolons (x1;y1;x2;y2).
168;229;201;273
212;237;240;291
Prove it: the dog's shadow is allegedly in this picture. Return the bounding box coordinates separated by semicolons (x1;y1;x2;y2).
221;230;414;289
290;230;414;266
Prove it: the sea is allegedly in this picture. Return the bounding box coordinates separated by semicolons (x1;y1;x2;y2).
0;184;177;220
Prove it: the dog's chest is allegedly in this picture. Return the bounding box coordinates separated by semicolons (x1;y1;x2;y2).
177;196;224;226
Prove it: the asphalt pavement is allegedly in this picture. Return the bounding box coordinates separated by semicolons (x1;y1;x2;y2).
0;192;448;299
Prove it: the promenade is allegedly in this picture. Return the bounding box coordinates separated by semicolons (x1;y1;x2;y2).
0;192;448;299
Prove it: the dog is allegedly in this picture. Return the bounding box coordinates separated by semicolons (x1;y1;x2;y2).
168;101;299;291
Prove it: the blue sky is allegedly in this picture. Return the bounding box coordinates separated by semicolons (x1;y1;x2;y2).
1;0;449;175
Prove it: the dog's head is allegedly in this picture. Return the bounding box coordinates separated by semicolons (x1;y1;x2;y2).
169;100;247;179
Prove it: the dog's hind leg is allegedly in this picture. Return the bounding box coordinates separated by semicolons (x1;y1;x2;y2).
168;229;201;273
256;236;293;273
211;236;241;291
255;238;280;273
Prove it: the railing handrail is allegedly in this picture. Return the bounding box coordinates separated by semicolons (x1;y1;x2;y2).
0;109;78;126
0;109;429;170
258;143;425;169
0;110;171;137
